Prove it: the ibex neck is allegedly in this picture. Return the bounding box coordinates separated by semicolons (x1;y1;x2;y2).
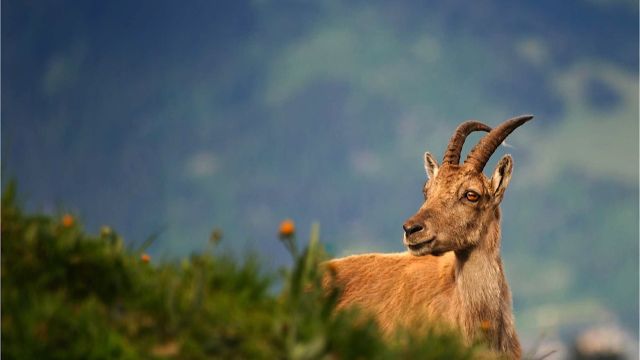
454;216;503;280
452;219;509;347
453;236;504;305
455;207;502;266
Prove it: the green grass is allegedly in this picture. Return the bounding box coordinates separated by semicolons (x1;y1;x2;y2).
1;183;487;359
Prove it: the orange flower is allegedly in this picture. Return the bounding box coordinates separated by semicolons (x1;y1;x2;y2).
61;214;74;228
279;219;295;237
141;253;151;263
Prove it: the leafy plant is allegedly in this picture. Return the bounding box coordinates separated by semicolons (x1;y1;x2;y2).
2;183;486;359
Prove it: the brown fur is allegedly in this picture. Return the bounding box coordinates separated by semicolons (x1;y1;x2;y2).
325;157;522;359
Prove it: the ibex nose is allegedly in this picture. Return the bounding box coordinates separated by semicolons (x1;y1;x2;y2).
403;223;423;236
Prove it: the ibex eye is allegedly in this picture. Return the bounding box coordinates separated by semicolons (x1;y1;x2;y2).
464;191;480;202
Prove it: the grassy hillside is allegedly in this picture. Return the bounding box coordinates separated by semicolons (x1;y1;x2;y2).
1;184;489;359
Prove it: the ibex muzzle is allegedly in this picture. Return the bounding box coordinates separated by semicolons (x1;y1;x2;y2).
403;115;533;257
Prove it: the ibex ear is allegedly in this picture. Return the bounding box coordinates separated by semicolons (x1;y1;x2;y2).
490;155;513;204
424;152;439;180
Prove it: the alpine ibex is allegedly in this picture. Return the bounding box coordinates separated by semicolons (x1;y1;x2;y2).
325;115;534;359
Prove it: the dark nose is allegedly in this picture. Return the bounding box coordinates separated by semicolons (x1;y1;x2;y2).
403;223;423;236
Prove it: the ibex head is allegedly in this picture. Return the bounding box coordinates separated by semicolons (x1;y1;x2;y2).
403;115;533;256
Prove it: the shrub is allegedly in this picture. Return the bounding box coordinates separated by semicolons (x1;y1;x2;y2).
1;183;485;359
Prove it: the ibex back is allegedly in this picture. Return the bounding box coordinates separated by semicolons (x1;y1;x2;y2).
325;115;534;359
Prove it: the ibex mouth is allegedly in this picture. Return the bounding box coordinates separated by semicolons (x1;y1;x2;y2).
407;237;435;252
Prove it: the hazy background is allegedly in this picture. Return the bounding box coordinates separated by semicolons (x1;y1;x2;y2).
3;0;638;349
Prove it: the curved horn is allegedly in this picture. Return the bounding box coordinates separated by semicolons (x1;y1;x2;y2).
442;121;492;165
464;114;534;172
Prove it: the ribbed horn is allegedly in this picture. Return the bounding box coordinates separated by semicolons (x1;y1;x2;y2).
464;114;534;172
442;121;492;165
